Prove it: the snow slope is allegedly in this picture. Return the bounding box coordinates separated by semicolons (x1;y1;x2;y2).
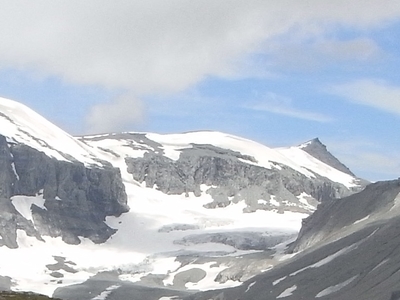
0;97;102;166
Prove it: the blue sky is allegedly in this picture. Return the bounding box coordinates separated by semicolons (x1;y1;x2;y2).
0;1;400;181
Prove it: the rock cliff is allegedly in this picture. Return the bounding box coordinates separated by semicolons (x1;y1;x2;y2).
0;134;128;247
126;142;362;213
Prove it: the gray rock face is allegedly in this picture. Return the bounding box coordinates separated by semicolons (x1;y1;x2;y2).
126;143;362;212
300;138;355;176
289;179;400;252
185;179;400;300
0;197;43;248
0;134;128;247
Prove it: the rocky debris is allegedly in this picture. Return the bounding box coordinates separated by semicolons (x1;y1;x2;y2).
172;268;207;289
0;134;128;247
46;256;77;275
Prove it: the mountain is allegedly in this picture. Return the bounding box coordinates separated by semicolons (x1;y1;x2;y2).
187;179;400;300
298;138;356;177
0;97;365;299
0;98;128;247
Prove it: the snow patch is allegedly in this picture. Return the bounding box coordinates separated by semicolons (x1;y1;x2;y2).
91;285;121;300
245;281;256;293
11;195;46;222
290;243;359;276
390;192;400;211
315;276;357;298
277;285;297;298
289;231;377;278
0;97;102;166
371;259;389;272
269;195;280;207
297;192;317;211
273;276;287;286
11;162;20;180
163;261;238;291
354;215;370;224
277;146;358;188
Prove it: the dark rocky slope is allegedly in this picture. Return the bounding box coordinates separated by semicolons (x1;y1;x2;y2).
290;178;400;252
0;134;128;247
186;179;400;300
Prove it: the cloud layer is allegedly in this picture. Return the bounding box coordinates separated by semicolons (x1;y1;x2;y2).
1;1;400;131
248;93;332;122
331;79;400;115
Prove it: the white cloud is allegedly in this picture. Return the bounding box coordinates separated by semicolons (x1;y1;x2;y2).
86;94;144;134
265;37;382;71
316;38;381;61
331;79;400;115
327;138;400;181
1;1;400;131
248;93;332;122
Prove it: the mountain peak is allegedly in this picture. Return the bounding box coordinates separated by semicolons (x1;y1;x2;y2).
298;137;324;148
298;137;356;177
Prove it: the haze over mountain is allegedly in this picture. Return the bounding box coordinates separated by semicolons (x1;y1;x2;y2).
0;98;368;299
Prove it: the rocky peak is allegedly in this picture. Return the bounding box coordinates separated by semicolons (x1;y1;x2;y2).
299;138;355;177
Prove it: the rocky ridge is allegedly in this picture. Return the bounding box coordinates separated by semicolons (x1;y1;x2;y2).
83;132;365;215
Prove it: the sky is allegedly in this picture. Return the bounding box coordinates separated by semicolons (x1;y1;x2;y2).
0;0;400;181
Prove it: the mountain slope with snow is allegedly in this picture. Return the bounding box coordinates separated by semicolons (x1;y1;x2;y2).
0;97;103;166
187;179;400;300
0;97;366;299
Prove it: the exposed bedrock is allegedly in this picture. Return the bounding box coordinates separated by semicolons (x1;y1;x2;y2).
0;135;128;247
126;144;362;212
289;179;400;253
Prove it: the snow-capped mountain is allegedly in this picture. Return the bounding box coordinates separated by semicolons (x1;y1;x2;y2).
0;97;365;299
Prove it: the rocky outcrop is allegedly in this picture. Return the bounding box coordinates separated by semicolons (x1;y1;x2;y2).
184;180;400;300
288;179;400;253
126;143;360;213
299;138;355;176
0;135;128;247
